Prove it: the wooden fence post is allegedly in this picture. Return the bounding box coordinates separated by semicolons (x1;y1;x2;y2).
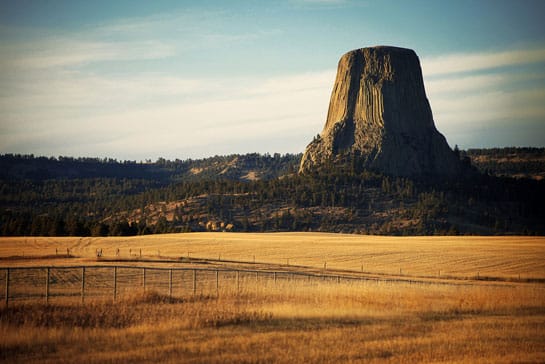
192;269;196;295
142;268;146;291
113;266;117;301
236;270;240;293
169;269;172;298
5;268;9;307
216;270;219;295
273;271;277;284
81;267;85;303
45;267;50;304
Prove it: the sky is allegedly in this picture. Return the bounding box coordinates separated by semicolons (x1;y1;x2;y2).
1;0;545;161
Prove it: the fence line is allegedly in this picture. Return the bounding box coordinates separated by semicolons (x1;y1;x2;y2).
0;263;488;306
1;265;384;306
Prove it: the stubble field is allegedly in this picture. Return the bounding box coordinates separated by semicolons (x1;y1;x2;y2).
1;232;544;363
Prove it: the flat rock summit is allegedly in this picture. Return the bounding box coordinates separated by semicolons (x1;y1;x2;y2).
299;46;463;178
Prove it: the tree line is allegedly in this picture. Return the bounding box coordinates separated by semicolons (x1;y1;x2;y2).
1;151;544;236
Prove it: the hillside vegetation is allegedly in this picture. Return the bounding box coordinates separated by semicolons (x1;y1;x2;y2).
464;147;545;180
1;149;544;236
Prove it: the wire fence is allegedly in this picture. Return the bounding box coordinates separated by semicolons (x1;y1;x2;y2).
0;265;375;306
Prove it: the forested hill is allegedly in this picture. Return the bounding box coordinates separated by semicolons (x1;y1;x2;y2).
0;153;301;182
2;148;544;183
1;149;544;237
463;147;545;180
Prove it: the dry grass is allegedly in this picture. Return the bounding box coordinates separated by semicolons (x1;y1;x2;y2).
1;233;544;281
1;232;544;362
1;279;544;363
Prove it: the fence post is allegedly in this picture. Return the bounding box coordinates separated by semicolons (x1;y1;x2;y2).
142;268;146;291
236;270;240;294
192;269;196;295
216;270;219;295
113;266;117;301
273;271;277;284
81;267;85;304
169;269;173;298
46;267;50;304
5;268;9;307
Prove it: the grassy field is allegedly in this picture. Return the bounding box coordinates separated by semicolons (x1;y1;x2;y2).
1;233;544;280
1;232;544;363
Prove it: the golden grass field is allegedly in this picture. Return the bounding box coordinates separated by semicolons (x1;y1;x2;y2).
1;232;544;279
1;232;545;363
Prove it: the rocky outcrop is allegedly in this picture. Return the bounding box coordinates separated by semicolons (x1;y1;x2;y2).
299;46;462;178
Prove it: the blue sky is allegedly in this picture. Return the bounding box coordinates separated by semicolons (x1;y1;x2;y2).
1;0;544;160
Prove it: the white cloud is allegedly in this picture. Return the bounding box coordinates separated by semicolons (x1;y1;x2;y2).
0;67;333;159
432;88;545;125
425;71;545;126
421;46;545;148
0;12;331;158
0;38;175;70
422;47;545;76
0;7;272;73
251;70;336;96
425;74;506;95
2;14;545;160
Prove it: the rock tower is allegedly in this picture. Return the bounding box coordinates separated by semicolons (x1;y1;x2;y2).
299;46;462;178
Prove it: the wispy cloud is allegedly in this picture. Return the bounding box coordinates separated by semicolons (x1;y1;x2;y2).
0;66;333;158
0;9;309;158
0;7;276;72
425;74;506;94
2;4;544;159
422;46;545;148
422;47;545;76
1;38;175;69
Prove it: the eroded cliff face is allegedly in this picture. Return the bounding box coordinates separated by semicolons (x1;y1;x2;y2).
299;46;462;178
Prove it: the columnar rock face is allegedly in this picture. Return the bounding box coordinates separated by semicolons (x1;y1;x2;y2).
299;46;462;178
